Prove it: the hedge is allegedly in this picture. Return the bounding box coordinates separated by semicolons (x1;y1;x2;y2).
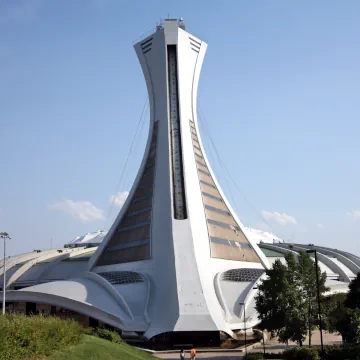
0;314;82;360
283;347;319;360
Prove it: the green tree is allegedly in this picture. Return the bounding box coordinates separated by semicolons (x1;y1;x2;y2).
336;308;360;344
279;253;308;346
325;293;347;333
345;273;360;309
330;274;360;344
255;251;328;346
255;259;290;339
297;251;328;345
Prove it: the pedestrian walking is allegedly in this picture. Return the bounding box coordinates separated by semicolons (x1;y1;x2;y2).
180;348;185;359
190;347;196;359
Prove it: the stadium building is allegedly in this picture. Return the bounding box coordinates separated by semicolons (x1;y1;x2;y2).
1;19;358;344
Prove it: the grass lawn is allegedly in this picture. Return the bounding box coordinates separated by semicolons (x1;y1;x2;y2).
48;335;156;360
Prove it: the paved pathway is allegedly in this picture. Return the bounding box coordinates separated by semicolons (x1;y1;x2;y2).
154;331;342;359
248;331;342;354
156;353;244;359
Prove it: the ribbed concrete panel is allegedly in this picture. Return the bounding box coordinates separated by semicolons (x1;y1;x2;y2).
205;210;238;226
260;243;354;283
96;122;158;266
190;120;261;263
286;244;360;278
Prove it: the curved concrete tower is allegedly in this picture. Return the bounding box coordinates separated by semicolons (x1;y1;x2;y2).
89;18;268;340
2;20;355;345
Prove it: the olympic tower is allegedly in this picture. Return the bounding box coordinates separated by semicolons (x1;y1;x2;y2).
89;18;268;340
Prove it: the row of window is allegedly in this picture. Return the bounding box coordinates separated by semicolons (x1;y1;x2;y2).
96;123;159;266
189;120;261;262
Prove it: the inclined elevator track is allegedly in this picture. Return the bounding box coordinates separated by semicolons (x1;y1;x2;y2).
167;45;187;220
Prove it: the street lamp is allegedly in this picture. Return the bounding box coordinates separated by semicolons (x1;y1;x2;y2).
306;249;324;359
239;302;247;355
0;232;11;315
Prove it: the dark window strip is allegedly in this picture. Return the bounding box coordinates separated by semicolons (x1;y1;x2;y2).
107;239;150;252
195;153;203;159
143;48;151;54
141;42;152;51
141;37;153;47
189;37;201;46
197;161;207;168
190;42;200;49
194;145;201;151
132;194;153;203
205;204;231;216
200;179;216;188
208;219;240;231
191;48;199;53
198;168;210;176
126;207;152;217
202;192;223;202
210;237;252;249
118;221;150;233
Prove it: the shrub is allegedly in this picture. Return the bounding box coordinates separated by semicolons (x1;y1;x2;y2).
264;354;284;359
0;314;82;360
337;344;360;360
244;353;280;360
244;353;264;360
283;346;319;360
83;327;96;336
244;354;264;360
320;344;344;360
95;328;122;343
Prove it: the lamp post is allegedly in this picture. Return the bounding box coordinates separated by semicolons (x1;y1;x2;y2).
0;232;11;315
262;328;266;356
239;302;247;355
306;249;324;360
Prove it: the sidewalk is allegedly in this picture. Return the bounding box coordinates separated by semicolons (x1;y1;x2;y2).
154;331;342;359
248;330;342;354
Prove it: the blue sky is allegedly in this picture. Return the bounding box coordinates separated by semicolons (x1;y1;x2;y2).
1;0;359;257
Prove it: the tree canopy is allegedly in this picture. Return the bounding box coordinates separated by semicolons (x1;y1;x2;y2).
329;273;360;344
345;273;360;309
255;251;328;346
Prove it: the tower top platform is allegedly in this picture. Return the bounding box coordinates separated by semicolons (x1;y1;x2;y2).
156;17;186;31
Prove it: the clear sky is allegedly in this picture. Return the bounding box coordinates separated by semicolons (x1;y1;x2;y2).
1;0;360;257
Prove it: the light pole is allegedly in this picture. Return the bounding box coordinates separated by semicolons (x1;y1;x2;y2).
306;249;324;360
0;232;11;315
262;328;266;356
239;302;247;355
